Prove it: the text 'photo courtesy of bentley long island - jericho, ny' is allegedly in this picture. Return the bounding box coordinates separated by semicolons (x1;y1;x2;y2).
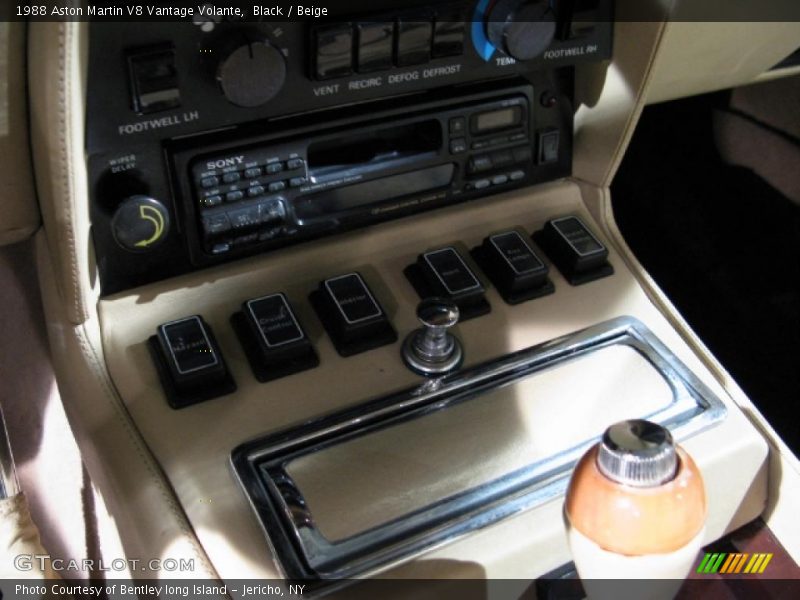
0;1;800;599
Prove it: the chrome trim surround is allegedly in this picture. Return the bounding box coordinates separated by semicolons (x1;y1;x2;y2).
231;317;727;587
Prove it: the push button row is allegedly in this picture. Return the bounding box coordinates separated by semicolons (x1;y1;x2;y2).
150;272;396;408
199;158;306;190
151;217;612;408
314;16;465;80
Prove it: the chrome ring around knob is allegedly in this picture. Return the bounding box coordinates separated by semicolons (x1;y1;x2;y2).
402;298;463;376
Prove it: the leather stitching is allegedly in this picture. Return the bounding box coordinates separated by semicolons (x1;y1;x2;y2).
56;24;83;323
75;323;221;580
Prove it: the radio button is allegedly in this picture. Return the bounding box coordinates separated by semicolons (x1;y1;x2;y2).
225;190;244;203
286;158;305;170
289;177;307;188
432;20;465;58
311;273;397;356
509;170;526;181
268;181;287;193
449;138;467;155
257;198;286;224
492;174;509;186
211;242;231;254
396;21;433;67
222;171;241;183
314;26;353;80
202;213;232;235
473;179;491;190
247;185;265;197
449;117;466;135
227;205;262;229
468;155;493;174
266;162;284;174
357;22;394;73
200;176;219;188
244;167;263;178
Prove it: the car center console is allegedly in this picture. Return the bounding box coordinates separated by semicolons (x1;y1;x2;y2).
80;0;774;590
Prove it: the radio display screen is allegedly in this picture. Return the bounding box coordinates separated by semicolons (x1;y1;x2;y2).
473;106;522;133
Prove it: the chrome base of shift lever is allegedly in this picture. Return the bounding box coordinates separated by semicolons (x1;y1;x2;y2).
402;298;464;375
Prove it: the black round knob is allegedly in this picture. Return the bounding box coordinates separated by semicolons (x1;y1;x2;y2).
111;195;170;252
486;0;556;61
217;39;286;108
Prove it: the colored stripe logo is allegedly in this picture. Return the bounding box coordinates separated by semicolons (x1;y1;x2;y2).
696;552;773;574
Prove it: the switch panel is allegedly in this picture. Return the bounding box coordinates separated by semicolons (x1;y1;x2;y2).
405;247;491;321
232;293;319;383
127;45;181;114
148;316;235;408
533;216;614;285
310;273;398;357
472;231;554;304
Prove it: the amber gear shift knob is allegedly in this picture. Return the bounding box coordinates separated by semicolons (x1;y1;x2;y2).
564;420;707;592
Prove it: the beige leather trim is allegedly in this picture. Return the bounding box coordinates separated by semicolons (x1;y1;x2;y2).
0;22;40;245
573;3;672;187
34;232;220;579
646;21;800;105
582;183;800;563
28;22;92;325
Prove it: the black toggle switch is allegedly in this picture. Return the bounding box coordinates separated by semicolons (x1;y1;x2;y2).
472;231;554;304
231;293;319;382
533;216;614;285
310;273;397;357
404;247;491;321
127;45;181;114
538;129;560;164
148;316;236;409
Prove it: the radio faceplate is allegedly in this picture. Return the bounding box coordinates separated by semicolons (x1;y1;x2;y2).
173;87;545;263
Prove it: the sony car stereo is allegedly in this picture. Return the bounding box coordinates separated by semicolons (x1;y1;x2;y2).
85;1;614;294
